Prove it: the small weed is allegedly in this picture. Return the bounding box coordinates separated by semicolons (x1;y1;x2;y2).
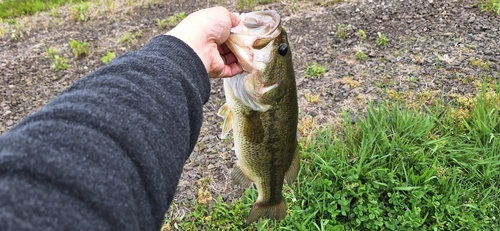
479;0;500;14
376;32;389;46
0;25;6;37
118;31;142;44
168;12;186;26
470;58;490;70
49;6;60;18
105;0;115;13
155;18;167;30
358;29;367;40
46;47;69;71
168;16;177;27
237;0;255;11
343;76;362;88
51;55;69;71
337;23;347;40
69;39;89;58
70;2;90;22
355;50;368;61
101;52;116;64
305;62;326;78
7;19;24;40
174;12;186;21
134;30;142;38
304;92;320;104
46;47;57;57
119;32;133;43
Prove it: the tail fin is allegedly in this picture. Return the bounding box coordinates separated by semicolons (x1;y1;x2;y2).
246;198;286;224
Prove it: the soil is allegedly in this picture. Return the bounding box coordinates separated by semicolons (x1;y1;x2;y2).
1;0;499;225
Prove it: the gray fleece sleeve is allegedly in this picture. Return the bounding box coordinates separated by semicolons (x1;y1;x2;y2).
0;35;210;231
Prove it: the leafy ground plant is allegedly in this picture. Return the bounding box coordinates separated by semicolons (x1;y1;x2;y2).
69;39;89;58
101;52;116;64
164;82;500;230
358;29;367;40
168;12;186;26
46;47;69;71
480;0;500;14
69;2;90;21
305;62;326;78
356;50;368;61
7;19;24;40
376;32;389;46
155;18;167;30
118;31;143;44
337;23;347;40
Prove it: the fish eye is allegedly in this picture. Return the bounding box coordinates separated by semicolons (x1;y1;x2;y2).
278;43;288;56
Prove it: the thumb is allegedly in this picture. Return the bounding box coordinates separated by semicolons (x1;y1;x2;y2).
231;12;241;28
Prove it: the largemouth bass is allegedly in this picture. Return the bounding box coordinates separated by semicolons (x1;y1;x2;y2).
218;10;299;224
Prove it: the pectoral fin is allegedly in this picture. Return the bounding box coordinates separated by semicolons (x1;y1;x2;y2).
285;142;300;185
231;165;253;189
217;103;233;138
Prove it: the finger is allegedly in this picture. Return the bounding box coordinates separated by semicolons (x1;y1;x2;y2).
219;43;232;54
230;12;241;28
220;62;243;78
223;52;238;65
217;45;225;55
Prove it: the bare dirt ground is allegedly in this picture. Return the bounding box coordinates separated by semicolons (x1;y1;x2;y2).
1;0;499;225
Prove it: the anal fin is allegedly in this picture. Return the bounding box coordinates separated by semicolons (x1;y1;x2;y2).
231;165;253;189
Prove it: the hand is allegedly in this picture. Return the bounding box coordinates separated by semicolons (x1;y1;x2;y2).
166;7;243;78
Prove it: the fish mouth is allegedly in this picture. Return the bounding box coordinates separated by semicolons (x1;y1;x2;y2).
232;10;281;47
226;10;281;73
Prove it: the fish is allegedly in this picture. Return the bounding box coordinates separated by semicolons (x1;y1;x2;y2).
217;10;300;224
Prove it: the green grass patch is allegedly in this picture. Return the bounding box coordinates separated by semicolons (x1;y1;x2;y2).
305;62;326;78
165;82;500;230
46;47;69;71
69;39;89;58
100;51;116;64
479;0;500;14
167;12;186;27
355;50;368;61
376;32;389;47
118;30;143;44
0;0;89;19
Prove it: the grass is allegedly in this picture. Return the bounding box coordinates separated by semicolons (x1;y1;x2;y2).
118;30;143;44
305;62;326;78
69;2;90;21
336;23;347;40
168;12;186;26
69;39;89;58
355;50;368;61
46;47;69;71
0;0;88;19
480;0;500;14
100;51;116;64
470;58;490;70
155;18;167;30
376;32;389;47
358;29;367;40
6;19;24;40
164;82;500;230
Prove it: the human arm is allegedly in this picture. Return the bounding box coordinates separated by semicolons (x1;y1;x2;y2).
0;34;207;231
0;7;241;231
